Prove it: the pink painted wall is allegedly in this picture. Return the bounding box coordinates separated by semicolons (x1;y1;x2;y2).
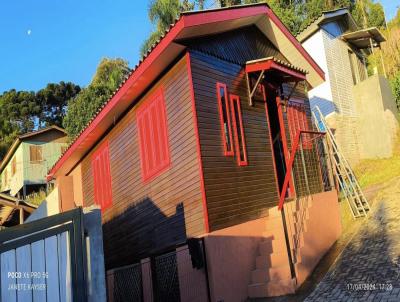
286;190;342;285
203;190;341;301
204;217;268;302
176;245;209;302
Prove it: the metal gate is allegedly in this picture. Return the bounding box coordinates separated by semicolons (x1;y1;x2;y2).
152;250;180;302
108;263;143;302
0;208;87;302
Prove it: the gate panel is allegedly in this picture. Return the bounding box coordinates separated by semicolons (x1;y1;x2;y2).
16;245;32;302
0;208;86;302
153;251;180;302
31;240;46;302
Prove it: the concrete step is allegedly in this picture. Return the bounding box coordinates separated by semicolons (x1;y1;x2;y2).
262;228;285;241
255;251;289;269
293;220;308;234
259;239;286;255
265;216;284;229
250;265;292;283
267;206;282;218
293;210;310;223
248;278;296;298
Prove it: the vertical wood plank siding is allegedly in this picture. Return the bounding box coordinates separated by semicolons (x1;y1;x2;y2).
76;56;205;269
189;51;279;231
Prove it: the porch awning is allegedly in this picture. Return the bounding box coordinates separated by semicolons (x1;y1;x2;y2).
0;193;37;226
341;27;386;50
245;57;308;82
245;57;307;105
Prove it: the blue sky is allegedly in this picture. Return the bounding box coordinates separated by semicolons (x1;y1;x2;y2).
0;0;397;93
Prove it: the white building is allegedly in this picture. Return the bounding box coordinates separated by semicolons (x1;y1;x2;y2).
297;8;399;165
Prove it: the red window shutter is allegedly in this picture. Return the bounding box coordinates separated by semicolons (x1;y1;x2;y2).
230;94;248;166
137;89;171;182
91;142;113;211
287;101;312;150
216;82;234;156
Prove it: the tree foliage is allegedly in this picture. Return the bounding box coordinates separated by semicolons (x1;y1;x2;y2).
391;72;400;111
141;0;386;52
63;58;131;139
0;82;80;159
141;0;204;57
36;82;81;127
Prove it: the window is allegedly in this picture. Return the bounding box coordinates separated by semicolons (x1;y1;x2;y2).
11;157;16;176
217;83;234;156
91;142;113;211
230;95;248;166
287;101;312;150
30;145;43;163
137;89;171;182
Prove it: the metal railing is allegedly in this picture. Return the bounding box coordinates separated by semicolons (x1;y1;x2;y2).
278;130;330;210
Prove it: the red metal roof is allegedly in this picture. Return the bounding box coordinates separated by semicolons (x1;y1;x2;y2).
47;3;325;180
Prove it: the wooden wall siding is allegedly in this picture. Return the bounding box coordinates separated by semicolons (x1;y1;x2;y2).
182;26;287;66
76;56;205;269
189;51;279;232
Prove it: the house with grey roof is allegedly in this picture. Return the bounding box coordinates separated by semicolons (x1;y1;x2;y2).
297;8;399;165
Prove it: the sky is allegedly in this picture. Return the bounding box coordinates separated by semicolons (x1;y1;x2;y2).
0;0;398;93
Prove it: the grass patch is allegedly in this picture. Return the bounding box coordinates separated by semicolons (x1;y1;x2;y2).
26;190;47;207
354;133;400;189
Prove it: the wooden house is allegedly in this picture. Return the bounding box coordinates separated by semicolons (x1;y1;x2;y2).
0;126;68;198
47;4;342;300
0;192;37;227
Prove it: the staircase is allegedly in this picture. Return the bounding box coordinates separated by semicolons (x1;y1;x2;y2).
247;207;296;298
312;106;370;218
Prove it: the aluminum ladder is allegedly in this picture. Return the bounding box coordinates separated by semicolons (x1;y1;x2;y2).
312;106;370;218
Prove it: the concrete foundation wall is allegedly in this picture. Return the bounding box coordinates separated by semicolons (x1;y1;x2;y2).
284;190;342;285
353;74;399;159
204;190;341;301
204;217;268;302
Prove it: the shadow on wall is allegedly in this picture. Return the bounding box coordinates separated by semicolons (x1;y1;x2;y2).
305;201;400;301
102;199;187;270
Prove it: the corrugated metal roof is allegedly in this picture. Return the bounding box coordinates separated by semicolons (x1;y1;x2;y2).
296;8;358;42
47;3;326;179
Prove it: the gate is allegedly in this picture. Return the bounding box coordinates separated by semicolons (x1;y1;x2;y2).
107;241;210;302
0;208;87;302
152;250;180;302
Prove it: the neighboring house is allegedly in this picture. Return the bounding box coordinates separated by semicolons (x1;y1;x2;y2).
47;4;341;300
0;192;37;227
298;8;399;165
0;126;68;198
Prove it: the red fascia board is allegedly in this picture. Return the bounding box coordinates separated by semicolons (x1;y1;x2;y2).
47;20;185;180
184;5;269;27
47;4;322;179
245;60;307;81
265;8;325;81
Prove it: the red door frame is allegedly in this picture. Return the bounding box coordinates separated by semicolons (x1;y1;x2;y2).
264;84;295;198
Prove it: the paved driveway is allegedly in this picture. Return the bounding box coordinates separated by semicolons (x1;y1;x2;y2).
305;178;400;302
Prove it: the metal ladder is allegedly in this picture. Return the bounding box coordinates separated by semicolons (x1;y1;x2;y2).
312;106;370;218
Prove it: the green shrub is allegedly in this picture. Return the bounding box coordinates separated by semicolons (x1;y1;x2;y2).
391;72;400;111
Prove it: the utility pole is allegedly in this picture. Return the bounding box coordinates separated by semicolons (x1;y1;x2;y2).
358;0;368;28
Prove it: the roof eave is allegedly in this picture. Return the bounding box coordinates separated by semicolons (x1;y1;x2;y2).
47;4;325;180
